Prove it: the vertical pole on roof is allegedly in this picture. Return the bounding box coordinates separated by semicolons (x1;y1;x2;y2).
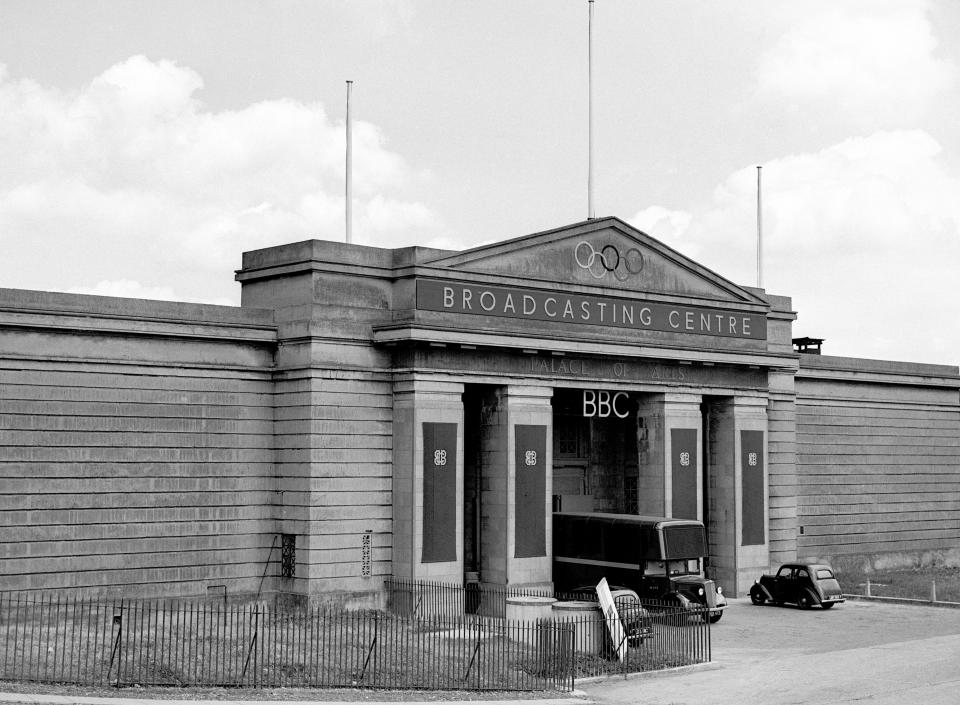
346;80;354;244
587;0;595;220
756;165;763;288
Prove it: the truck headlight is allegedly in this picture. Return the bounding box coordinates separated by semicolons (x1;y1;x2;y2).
717;586;723;595
698;587;705;596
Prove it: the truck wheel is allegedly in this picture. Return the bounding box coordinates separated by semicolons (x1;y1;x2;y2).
661;594;686;626
821;602;835;610
708;612;723;623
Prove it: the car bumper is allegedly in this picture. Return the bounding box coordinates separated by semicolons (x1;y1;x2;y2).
627;625;654;642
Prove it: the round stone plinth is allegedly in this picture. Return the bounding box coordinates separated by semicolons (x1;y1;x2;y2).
505;595;557;623
506;595;559;645
552;600;603;654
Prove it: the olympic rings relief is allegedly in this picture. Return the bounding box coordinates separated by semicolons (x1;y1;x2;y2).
574;241;644;281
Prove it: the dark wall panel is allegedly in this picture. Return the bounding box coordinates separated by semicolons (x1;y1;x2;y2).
422;422;458;563
671;428;698;520
741;430;765;546
514;424;546;558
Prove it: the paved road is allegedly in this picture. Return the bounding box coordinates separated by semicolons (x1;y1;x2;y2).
580;597;960;705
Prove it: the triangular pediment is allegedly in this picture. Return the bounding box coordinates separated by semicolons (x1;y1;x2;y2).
423;217;763;305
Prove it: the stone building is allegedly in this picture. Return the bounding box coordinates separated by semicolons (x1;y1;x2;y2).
2;217;958;603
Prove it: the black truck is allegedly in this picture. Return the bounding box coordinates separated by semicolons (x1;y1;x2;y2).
553;511;727;622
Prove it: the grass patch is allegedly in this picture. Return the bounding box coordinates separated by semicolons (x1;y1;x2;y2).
837;566;960;603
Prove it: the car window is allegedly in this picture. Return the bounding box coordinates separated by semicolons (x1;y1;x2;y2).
797;568;809;578
816;569;834;580
777;567;793;578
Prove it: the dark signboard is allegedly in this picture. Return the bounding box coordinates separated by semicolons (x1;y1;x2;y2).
741;430;765;546
514;424;547;558
671;429;698;520
422;422;457;563
416;278;767;340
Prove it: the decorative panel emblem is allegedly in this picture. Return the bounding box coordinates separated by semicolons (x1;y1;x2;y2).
433;449;447;466
748;452;758;467
680;452;691;467
524;450;538;466
575;241;645;281
361;530;372;578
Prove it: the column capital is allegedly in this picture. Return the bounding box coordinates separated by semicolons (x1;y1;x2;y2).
501;385;554;403
393;378;465;398
710;395;769;423
636;391;703;416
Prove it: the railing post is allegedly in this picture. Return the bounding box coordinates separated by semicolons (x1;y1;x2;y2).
358;612;378;684
107;602;123;688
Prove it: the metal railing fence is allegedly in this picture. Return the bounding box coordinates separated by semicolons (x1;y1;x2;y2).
0;592;574;691
386;577;553;618
384;578;711;679
1;584;709;690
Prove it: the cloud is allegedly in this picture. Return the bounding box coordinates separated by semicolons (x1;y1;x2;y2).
627;206;695;254
637;130;960;364
756;1;954;126
0;56;443;302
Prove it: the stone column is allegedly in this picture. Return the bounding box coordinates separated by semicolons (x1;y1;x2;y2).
706;395;769;597
635;392;703;519
479;385;553;588
392;377;464;584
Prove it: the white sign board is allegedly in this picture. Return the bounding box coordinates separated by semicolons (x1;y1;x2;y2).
596;578;627;662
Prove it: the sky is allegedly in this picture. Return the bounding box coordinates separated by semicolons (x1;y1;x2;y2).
1;0;958;365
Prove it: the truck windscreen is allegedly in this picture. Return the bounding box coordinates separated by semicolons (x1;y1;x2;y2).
661;524;706;558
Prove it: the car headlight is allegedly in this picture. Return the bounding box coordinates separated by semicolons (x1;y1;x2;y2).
717;586;723;595
697;587;705;596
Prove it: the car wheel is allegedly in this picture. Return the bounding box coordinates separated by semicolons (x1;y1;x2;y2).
797;593;812;610
821;602;835;610
661;595;686;626
625;622;645;645
750;589;766;606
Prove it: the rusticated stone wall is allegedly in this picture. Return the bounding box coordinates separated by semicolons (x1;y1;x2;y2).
0;289;278;598
795;355;960;571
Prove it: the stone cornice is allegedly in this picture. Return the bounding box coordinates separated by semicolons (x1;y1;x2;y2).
0;289;277;345
796;354;959;389
372;324;799;371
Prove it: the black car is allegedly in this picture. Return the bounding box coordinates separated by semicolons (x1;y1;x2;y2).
750;563;845;609
571;584;653;645
611;586;654;644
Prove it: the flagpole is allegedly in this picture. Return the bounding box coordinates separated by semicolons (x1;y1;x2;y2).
587;0;595;220
756;165;763;288
345;80;354;244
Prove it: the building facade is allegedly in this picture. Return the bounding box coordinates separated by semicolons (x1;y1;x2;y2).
2;218;958;602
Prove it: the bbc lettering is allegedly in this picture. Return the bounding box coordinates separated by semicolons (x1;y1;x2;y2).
582;390;630;418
